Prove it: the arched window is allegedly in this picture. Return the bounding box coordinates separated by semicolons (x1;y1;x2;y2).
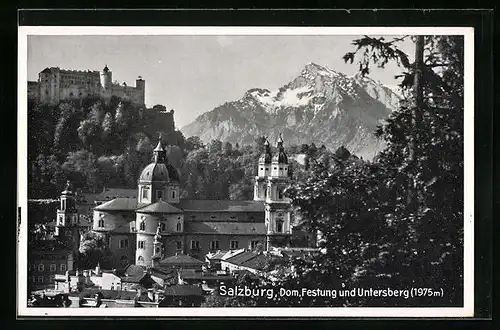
276;220;284;233
137;256;144;264
140;221;145;231
278;188;284;199
98;219;104;228
176;222;182;232
160;222;166;231
172;190;176;199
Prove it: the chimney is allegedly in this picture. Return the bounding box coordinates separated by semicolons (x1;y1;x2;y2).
95;263;101;275
147;289;154;302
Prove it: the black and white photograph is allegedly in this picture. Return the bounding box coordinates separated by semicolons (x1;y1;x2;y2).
17;26;474;317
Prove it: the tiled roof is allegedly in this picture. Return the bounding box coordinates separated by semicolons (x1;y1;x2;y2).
163;285;203;296
137;200;182;214
159;254;205;266
207;250;228;260
224;251;259;265
76;288;150;301
178;269;234;281
97;188;137;201
94;198;138;211
186;222;265;235
240;253;284;271
177;200;265;212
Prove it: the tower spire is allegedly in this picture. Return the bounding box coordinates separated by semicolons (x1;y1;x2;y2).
153;136;167;163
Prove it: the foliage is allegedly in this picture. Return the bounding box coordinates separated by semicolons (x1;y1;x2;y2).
77;231;112;269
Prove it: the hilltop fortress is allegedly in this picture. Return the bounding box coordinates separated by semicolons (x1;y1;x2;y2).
28;65;145;106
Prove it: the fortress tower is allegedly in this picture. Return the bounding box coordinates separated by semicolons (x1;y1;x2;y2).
100;65;112;100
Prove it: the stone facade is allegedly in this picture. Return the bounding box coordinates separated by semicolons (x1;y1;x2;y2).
28;65;145;106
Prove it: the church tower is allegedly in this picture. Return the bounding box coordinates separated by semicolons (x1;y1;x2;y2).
265;134;292;250
55;180;80;254
254;138;272;201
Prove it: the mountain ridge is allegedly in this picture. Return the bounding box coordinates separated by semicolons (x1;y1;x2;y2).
181;62;400;159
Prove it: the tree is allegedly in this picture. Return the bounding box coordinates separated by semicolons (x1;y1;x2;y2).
185;136;204;151
78;231;112;269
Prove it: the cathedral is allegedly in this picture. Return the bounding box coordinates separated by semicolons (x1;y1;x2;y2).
64;136;294;268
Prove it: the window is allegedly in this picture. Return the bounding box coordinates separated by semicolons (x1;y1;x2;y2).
137;256;144;264
140;221;145;231
229;215;236;220
142;186;149;199
279;167;283;170
38;276;44;283
98;219;104;228
49;264;56;272
172;190;176;199
210;215;216;220
277;212;284;217
138;241;145;249
60;264;66;272
49;275;55;282
278;189;284;199
274;167;277;170
276;220;284;233
38;264;44;272
119;239;129;249
190;240;200;250
176;241;182;250
210;240;220;250
230;240;239;250
176;222;182;232
157;190;163;200
32;276;36;283
260;167;263;171
251;240;260;249
161;222;166;231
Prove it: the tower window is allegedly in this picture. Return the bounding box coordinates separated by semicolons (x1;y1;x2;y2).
172;190;176;199
274;167;277;170
210;240;220;250
161;222;166;231
176;241;182;250
260;167;264;171
38;264;44;272
138;241;145;249
278;189;284;200
98;219;104;228
176;222;182;232
157;190;163;200
210;215;216;220
276;220;284;233
230;240;239;249
139;221;145;231
142;186;149;199
137;256;144;263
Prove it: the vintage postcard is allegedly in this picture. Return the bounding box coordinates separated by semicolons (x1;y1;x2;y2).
17;26;474;317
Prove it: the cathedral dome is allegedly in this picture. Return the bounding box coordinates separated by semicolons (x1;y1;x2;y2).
139;139;179;183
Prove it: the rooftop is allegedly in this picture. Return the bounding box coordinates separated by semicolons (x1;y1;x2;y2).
177;200;265;212
159;254;205;266
137;200;183;214
94;198;138;211
224;251;260;265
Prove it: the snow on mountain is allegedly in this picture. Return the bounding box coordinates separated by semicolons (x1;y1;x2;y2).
181;62;401;159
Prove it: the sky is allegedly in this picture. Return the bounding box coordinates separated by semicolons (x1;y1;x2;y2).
28;35;414;128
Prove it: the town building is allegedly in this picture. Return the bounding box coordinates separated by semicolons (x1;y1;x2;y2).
28;240;74;292
91;136;294;268
28;65;145;106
